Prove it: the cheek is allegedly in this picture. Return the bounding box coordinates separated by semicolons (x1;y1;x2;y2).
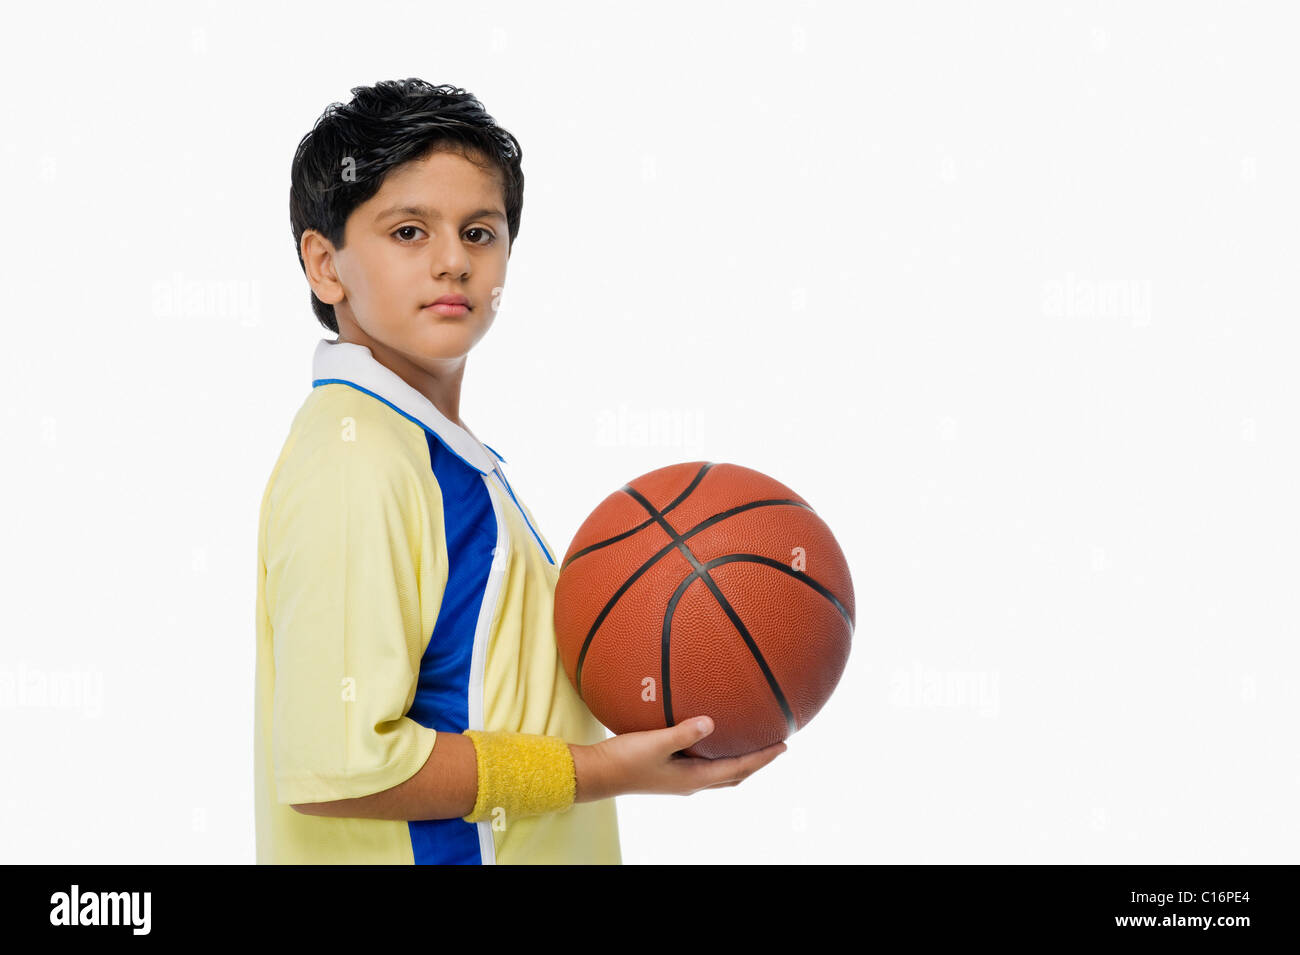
483;256;509;294
339;254;380;301
364;254;417;304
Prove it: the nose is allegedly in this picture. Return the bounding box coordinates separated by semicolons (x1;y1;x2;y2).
428;230;471;280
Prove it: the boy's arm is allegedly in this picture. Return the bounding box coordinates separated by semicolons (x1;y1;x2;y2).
292;729;477;819
265;419;447;811
292;716;787;820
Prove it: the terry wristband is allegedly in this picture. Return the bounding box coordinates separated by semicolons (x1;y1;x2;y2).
460;729;577;824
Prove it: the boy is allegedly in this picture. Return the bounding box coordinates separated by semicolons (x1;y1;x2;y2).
255;79;786;864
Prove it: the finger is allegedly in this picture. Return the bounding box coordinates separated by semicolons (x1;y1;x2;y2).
667;716;715;755
718;741;789;772
695;741;787;787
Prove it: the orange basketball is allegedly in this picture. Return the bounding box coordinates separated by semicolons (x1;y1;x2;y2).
553;461;855;759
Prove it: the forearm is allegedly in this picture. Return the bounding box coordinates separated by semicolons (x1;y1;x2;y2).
290;718;779;820
291;730;479;820
569;740;613;804
291;731;607;820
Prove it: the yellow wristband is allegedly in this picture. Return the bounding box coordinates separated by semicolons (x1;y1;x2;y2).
460;729;577;825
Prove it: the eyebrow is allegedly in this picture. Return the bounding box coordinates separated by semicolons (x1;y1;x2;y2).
374;203;506;225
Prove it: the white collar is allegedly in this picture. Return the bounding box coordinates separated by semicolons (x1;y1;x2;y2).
311;338;505;476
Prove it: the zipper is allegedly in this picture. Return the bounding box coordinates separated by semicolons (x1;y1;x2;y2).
489;465;555;565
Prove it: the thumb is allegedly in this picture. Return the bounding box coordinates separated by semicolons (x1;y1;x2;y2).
672;716;714;752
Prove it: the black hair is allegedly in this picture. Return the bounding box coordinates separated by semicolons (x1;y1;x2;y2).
289;79;524;334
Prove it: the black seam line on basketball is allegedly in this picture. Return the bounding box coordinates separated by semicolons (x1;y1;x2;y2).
560;463;716;573
708;554;854;632
565;495;808;579
658;552;854;635
572;497;814;694
572;499;813;692
661;558;798;735
621;485;798;736
660;575;686;729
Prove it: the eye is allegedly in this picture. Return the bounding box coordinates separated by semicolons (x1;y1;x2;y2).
392;225;497;246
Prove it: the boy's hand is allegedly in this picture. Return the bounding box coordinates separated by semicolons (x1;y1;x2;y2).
570;716;787;803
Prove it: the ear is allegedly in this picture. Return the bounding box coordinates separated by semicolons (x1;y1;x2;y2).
301;229;346;306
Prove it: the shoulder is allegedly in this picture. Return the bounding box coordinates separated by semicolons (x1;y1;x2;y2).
270;383;438;513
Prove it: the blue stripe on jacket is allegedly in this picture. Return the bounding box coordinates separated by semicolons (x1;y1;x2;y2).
406;432;497;865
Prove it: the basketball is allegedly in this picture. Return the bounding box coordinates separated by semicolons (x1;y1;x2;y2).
553;461;855;759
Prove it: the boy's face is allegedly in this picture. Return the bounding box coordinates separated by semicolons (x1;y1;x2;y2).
308;147;510;383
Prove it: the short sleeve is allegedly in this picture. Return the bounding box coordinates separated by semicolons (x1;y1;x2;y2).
263;432;445;805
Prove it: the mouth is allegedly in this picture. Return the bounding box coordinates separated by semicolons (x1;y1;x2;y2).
423;296;471;317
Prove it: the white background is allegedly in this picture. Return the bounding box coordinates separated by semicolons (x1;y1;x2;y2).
1;1;1295;864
